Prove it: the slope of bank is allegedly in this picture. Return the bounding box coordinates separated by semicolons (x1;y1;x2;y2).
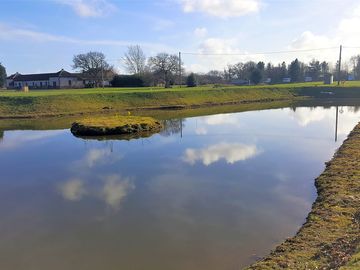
247;123;360;269
0;86;296;118
1;84;360;118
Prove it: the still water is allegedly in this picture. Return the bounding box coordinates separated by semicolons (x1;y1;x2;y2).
0;105;359;270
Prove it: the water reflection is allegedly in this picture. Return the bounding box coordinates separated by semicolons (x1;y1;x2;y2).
160;118;184;137
1;105;360;270
290;106;360;141
0;130;66;150
83;148;119;168
101;174;135;210
58;174;135;211
183;142;260;166
58;178;87;201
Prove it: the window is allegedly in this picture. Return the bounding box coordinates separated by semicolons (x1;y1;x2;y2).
69;80;72;86
53;81;56;87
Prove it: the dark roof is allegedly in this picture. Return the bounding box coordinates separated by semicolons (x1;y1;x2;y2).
8;69;81;82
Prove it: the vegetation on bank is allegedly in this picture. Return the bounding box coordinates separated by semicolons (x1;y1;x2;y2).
247;123;360;270
2;82;360;118
71;115;162;136
0;85;299;118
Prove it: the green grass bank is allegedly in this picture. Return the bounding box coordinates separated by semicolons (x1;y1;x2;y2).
1;82;360;119
247;123;360;270
0;85;296;118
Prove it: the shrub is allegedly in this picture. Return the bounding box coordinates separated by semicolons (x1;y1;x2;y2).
186;73;197;87
111;75;145;87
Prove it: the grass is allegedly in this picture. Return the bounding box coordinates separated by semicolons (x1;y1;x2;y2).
247;123;360;270
1;82;360;118
71;115;162;137
76;115;159;128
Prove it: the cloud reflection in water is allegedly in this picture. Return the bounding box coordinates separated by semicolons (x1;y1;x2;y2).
58;175;135;210
101;175;135;210
58;178;87;201
183;142;260;166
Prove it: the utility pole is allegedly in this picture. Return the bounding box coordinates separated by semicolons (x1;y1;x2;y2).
179;52;182;88
101;63;104;89
337;45;342;86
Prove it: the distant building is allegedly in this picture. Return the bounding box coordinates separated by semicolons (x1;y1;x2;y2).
324;73;334;85
304;76;313;82
230;79;250;86
264;78;271;84
6;69;111;89
282;77;291;83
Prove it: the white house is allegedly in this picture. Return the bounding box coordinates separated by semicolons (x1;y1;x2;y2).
6;69;111;89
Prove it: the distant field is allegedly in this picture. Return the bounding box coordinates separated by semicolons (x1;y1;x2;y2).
0;81;360;118
1;81;360;97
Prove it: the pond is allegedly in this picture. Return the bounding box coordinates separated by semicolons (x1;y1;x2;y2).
0;103;359;270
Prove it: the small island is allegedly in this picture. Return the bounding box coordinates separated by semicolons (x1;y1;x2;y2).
70;115;163;137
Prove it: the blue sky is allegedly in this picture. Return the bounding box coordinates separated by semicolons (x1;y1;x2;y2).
1;0;360;75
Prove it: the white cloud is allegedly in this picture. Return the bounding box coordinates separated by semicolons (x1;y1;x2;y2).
0;23;173;52
194;27;208;38
183;142;260;166
56;0;117;18
102;175;135;210
58;178;87;201
289;4;360;62
187;37;264;72
181;0;261;18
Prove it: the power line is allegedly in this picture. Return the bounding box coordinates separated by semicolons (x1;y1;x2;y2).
182;47;339;56
343;46;360;49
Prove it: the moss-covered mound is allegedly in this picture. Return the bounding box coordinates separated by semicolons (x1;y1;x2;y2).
71;115;163;136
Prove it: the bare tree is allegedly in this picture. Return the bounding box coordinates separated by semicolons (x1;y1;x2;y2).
123;45;146;75
148;53;180;88
72;51;112;87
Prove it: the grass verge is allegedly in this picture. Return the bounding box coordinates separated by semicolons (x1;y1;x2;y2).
247;123;360;269
1;82;360;119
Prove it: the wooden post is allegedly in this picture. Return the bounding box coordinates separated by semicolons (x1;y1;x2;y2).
337;45;342;86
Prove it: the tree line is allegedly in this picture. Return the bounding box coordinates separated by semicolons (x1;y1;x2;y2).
1;46;360;89
72;46;182;88
115;45;360;87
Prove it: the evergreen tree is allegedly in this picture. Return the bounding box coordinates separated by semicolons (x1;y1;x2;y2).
289;59;301;82
186;73;197;87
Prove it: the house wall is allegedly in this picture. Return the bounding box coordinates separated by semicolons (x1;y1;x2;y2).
6;76;108;89
59;77;84;88
6;79;14;88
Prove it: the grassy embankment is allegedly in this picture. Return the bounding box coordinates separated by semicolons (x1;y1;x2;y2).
1;81;360;118
0;85;298;118
247;123;360;270
1;81;360;119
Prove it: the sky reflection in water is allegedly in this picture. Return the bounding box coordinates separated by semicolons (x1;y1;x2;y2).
0;105;359;270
